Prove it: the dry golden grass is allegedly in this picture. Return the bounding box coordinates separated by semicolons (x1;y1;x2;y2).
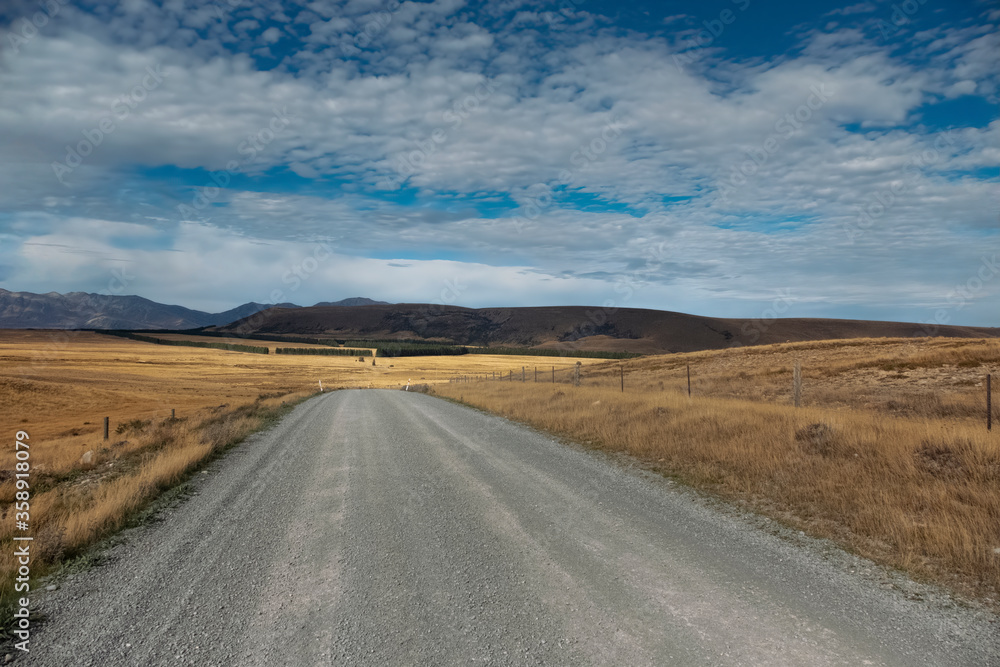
436;337;1000;606
597;336;998;420
0;392;305;620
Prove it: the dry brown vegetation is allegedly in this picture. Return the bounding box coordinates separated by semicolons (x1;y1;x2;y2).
0;330;604;622
436;337;1000;606
2;396;299;573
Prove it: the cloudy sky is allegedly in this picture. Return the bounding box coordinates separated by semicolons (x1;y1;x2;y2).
0;0;997;325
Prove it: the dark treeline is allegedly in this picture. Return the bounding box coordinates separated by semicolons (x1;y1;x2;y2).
374;344;469;357
98;330;269;354
468;347;641;359
275;347;371;357
187;330;343;346
341;339;452;348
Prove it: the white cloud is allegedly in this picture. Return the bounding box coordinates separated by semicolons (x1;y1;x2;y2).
0;1;996;325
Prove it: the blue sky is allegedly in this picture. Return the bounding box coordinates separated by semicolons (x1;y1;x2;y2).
0;0;997;326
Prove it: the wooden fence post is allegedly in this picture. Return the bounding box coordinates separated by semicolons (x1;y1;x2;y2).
793;361;802;408
552;366;555;383
620;365;624;392
103;416;109;441
522;366;525;382
686;364;691;397
988;373;992;432
535;366;537;382
574;361;581;387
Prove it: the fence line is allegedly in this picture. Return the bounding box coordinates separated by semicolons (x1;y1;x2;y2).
446;366;998;432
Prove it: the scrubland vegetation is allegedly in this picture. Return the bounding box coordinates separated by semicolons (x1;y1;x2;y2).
436;337;1000;605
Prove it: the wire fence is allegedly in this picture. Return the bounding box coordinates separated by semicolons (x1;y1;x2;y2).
448;362;589;386
449;365;997;432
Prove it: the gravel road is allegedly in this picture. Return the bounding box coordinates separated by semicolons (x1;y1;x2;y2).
23;390;1000;665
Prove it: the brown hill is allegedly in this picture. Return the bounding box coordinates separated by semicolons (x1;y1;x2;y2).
213;304;1000;354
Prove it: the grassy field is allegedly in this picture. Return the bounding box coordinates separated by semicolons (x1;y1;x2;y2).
436;337;1000;607
0;330;604;621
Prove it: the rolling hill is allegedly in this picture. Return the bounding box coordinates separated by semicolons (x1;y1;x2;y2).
213;303;1000;354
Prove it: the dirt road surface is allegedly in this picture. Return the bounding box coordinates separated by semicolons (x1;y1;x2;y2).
25;390;1000;665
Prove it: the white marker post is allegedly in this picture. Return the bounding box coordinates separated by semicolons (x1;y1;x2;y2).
406;379;410;391
319;380;323;392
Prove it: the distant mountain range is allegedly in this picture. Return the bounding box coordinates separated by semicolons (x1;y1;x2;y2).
4;290;997;354
0;289;387;330
214;303;1000;355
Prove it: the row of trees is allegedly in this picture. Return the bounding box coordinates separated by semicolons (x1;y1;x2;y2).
190;331;342;347
275;347;371;356
467;347;640;360
101;331;269;354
